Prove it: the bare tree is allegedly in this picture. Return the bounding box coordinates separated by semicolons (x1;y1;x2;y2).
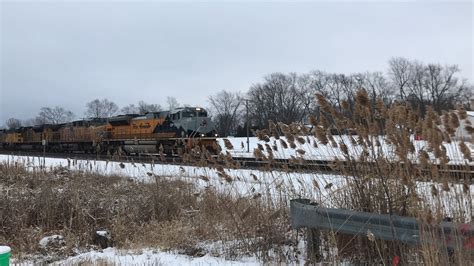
323;73;359;111
85;99;118;118
296;73;317;120
6;118;21;129
305;71;331;119
121;104;139;114
36;106;74;124
22;118;38;127
248;72;311;128
208;90;243;136
166;96;180;110
405;60;426;108
424;63;465;112
359;72;394;105
302;71;395;121
121;101;161;115
137;101;161;114
459;84;474;110
388;57;413;100
391;58;469;114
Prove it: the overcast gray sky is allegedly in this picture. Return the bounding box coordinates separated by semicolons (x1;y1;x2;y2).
1;1;472;124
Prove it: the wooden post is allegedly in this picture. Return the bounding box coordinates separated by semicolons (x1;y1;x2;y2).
307;228;321;264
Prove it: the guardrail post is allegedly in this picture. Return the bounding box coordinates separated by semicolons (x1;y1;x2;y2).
307;228;321;263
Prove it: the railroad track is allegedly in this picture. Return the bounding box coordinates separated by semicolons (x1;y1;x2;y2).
1;151;473;181
220;156;474;180
0;150;334;173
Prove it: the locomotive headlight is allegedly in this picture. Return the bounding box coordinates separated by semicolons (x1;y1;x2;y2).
196;108;201;111
214;133;218;137
201;133;205;137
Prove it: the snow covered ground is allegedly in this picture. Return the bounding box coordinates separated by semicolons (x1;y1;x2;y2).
217;136;474;165
2;154;314;265
38;248;262;266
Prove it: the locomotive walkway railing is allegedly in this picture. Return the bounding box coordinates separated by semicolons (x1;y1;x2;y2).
290;199;474;262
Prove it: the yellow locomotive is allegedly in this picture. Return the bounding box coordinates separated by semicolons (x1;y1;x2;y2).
0;107;217;155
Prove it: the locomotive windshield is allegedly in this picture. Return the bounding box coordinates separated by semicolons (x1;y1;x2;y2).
179;108;208;118
181;111;196;118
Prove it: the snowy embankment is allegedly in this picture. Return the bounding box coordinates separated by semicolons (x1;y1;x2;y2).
0;154;343;205
217;136;474;165
1;152;472;214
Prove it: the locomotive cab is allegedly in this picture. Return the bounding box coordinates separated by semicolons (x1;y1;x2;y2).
167;107;216;137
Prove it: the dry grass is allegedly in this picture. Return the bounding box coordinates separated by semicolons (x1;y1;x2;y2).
206;89;474;265
0;162;292;263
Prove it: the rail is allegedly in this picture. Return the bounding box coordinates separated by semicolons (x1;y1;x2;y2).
0;150;473;180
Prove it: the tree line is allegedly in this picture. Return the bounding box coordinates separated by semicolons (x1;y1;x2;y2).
3;57;473;135
208;57;473;136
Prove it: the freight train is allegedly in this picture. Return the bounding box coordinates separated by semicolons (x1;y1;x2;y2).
0;107;217;156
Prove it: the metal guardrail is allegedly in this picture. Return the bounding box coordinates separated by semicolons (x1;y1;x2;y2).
290;199;474;261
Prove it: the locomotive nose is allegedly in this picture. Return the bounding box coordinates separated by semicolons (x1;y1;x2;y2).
198;117;214;133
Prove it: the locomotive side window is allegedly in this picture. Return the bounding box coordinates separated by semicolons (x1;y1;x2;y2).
182;111;195;118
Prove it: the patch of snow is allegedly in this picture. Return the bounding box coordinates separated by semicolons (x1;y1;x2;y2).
39;235;63;248
96;230;108;237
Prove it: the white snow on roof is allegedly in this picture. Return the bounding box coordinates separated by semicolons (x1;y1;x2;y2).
0;246;11;254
